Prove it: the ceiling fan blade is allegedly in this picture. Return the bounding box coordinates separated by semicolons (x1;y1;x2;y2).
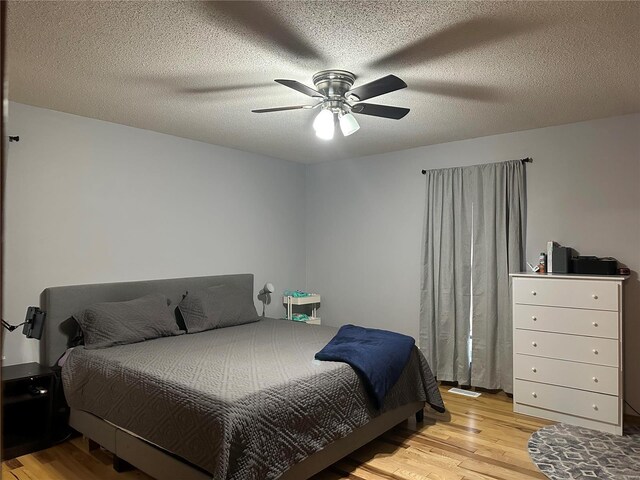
351;103;410;120
275;79;324;98
205;2;323;61
252;105;315;113
346;75;407;102
369;17;539;69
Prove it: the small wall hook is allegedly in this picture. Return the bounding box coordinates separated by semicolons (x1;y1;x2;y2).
8;135;19;142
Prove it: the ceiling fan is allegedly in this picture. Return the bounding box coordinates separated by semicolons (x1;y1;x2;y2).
251;70;409;140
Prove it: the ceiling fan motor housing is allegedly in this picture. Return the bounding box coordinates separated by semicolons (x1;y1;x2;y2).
312;70;356;102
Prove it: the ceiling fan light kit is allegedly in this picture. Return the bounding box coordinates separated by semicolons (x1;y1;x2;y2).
339;111;360;137
313;108;335;140
252;69;409;140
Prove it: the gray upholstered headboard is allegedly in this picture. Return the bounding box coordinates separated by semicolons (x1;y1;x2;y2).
40;273;254;366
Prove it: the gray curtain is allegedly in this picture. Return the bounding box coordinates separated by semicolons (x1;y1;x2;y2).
419;159;525;393
470;160;525;392
419;166;472;385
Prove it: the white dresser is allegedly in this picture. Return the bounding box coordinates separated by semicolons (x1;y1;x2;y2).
511;273;626;435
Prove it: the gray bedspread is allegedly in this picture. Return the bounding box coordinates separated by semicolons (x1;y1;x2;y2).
62;318;444;479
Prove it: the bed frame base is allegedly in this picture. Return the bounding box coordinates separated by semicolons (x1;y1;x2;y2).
70;402;425;480
113;456;134;473
83;437;99;452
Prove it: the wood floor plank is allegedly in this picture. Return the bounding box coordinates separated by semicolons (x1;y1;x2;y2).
457;459;546;480
14;456;64;480
2;460;22;472
3;387;550;480
0;469;13;480
5;468;34;480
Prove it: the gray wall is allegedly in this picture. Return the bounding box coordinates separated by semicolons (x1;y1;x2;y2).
305;113;640;411
5;103;639;413
3;102;306;365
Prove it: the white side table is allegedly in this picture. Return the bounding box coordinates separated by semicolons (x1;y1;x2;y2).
284;294;321;324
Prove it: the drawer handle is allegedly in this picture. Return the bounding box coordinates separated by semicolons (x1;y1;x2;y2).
593;377;598;383
531;291;537;296
592;294;598;300
532;316;537;321
532;342;538;347
532;367;537;373
592;322;598;327
532;392;537;398
592;404;598;411
593;349;598;355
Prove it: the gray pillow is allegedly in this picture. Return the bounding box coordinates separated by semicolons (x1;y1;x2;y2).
178;284;259;333
74;293;183;349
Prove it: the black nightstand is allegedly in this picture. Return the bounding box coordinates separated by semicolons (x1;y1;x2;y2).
2;362;54;459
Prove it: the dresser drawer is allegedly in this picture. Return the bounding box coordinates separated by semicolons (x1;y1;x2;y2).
514;304;619;339
513;278;618;311
514;354;618;395
514;379;619;424
514;330;618;366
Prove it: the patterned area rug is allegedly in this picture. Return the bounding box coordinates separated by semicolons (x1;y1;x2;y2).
528;423;640;479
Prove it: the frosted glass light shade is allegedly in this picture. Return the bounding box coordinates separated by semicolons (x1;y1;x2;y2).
339;112;360;136
313;109;334;140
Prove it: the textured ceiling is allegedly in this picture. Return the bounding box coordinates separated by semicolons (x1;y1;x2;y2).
7;1;640;163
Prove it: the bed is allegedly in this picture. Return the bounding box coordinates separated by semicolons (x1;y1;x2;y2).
42;274;444;480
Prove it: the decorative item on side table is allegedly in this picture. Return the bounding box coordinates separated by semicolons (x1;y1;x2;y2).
283;290;321;325
258;282;275;317
537;252;546;274
545;240;620;275
2;362;55;459
546;241;574;274
572;256;619;275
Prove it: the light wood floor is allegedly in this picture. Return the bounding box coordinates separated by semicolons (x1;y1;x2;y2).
3;387;553;480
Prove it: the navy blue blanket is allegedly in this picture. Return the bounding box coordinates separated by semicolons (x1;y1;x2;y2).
315;324;415;408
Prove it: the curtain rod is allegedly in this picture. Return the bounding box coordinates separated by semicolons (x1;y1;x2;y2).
421;157;532;175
